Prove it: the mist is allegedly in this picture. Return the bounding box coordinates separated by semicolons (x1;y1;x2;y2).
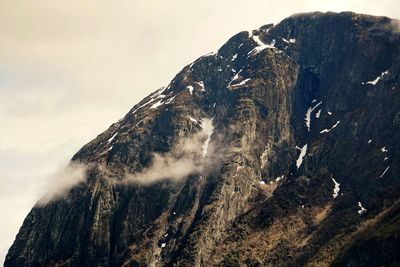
123;118;217;184
36;162;87;206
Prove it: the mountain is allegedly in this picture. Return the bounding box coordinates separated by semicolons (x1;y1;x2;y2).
5;11;400;267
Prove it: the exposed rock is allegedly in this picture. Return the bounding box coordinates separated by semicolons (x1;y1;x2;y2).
5;11;400;267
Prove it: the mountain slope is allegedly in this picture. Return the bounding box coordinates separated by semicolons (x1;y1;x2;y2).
6;12;400;267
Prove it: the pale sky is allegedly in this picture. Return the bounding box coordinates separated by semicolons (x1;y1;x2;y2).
1;0;399;263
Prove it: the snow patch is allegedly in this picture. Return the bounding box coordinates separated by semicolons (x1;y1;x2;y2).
380;166;390;178
259;180;266;185
320;121;340;134
229;78;251;89
275;175;284;182
187;85;194;95
296;144;308;169
305;101;322;131
153;87;167;98
107;133;118;143
381;147;388;153
331;177;340;199
357;202;367;215
150;100;164;109
248;33;276;55
197;81;205;92
229;70;242;84
368;139;373;143
188;116;198;123
315;109;321;118
362;70;389;86
231;54;238;61
289;38;296;43
161;243;166;248
165;96;175;105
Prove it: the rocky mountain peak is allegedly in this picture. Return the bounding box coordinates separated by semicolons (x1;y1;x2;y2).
6;12;400;267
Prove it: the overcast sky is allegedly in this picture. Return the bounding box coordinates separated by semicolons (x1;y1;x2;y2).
1;0;399;263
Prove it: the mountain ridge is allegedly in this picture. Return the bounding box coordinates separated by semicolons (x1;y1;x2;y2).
6;11;400;267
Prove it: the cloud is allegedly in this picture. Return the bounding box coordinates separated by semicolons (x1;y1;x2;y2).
36;162;88;206
123;118;217;184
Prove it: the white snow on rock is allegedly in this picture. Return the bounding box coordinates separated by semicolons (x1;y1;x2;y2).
107;133;118;143
197;81;205;92
150;100;164;109
165;96;175;105
153;87;167;98
188;116;198;123
133;87;168;113
200;118;214;158
296;144;308;169
320;121;340;134
247;32;276;55
357;202;367;215
362;70;389;85
381;147;388;153
275;175;284;182
229;78;251;89
281;38;296;45
315;109;321;118
136;98;155;111
384;157;389;161
331;177;340;199
327;111;332;115
305;101;322;131
161;243;166;248
229;70;242;85
380;166;390;178
99;145;113;156
164;233;168;237
231;54;238;61
259;180;266;185
368;139;373;143
187;85;194;95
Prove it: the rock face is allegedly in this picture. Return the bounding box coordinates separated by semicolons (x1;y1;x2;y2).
5;12;400;267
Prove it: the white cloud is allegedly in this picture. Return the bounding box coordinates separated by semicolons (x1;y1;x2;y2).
123;118;216;184
36;162;88;206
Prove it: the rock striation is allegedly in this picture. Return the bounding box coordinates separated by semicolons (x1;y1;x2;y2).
6;12;400;267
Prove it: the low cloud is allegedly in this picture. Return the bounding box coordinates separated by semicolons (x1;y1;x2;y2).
36;162;87;206
34;119;217;205
123;118;219;185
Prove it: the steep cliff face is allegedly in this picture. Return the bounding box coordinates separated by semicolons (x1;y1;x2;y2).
6;12;400;267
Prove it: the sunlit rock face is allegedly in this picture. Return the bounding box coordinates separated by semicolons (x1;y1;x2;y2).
6;12;400;267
